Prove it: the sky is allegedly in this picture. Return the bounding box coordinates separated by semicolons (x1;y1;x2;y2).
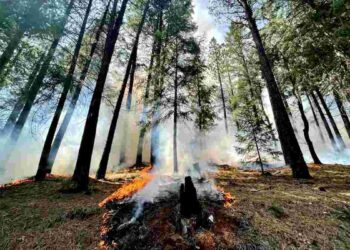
192;0;228;43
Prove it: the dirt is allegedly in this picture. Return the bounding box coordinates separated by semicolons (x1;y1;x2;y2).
1;164;350;249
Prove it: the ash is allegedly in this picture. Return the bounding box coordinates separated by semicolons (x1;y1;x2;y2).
101;176;230;250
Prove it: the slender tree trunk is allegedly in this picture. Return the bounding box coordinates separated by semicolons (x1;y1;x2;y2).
315;89;346;149
333;90;350;139
35;0;94;181
150;11;164;166
136;33;157;166
293;91;322;164
43;0;112;174
310;92;337;149
72;0;128;189
118;51;138;165
95;0;149;180
306;94;326;142
0;30;24;78
173;41;179;173
1;53;45;136
214;51;228;134
252;131;264;174
7;0;75;147
240;0;310;178
0;46;23;87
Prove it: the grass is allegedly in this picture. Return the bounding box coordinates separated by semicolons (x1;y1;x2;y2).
1;164;350;249
0;177;118;249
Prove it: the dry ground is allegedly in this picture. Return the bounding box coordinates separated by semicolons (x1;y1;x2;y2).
0;164;349;249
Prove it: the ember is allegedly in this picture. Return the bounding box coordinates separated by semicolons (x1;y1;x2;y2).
99;166;154;207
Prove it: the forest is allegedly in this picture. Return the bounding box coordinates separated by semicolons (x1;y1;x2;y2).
0;0;349;249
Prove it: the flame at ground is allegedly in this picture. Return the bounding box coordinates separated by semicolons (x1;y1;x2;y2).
0;178;34;190
99;166;154;207
216;186;235;208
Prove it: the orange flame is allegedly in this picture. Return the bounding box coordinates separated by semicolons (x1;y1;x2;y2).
99;166;154;207
216;186;234;208
0;178;34;190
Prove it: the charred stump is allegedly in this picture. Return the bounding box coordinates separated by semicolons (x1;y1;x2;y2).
180;176;202;218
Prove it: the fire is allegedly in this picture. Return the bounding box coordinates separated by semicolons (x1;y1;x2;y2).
99;166;154;207
216;186;235;208
0;178;34;190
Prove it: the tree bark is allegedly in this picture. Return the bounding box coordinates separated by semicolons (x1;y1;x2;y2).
1;53;45;136
214;48;228;134
293;92;322;164
150;11;164;166
239;0;310;178
95;0;149;180
72;0;128;189
315;89;346;149
0;30;24;78
43;0;112;175
333;90;350;139
7;0;75;147
306;94;325;142
35;0;94;181
118;49;138;165
136;33;157;166
173;41;179;173
310;92;337;149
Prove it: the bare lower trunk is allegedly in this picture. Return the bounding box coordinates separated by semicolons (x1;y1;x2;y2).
73;0;128;189
295;94;322;164
118;54;137;165
36;0;93;181
136;33;157;166
7;0;75;149
150;11;164;166
315;89;346;149
42;0;112;174
306;94;325;142
333;90;350;139
310;92;337;150
240;0;310;178
95;0;149;180
173;41;179;173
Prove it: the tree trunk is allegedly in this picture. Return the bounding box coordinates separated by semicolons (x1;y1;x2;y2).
35;0;94;181
150;11;164;166
0;30;24;78
43;0;112;175
252;130;264;174
136;32;157;166
118;51;138;165
333;90;350;139
173;41;179;173
306;94;325;142
293;92;322;164
0;46;23;87
72;0;128;189
310;92;337;149
215;50;228;134
7;0;75;147
315;89;346;149
95;0;149;180
240;0;310;179
1;53;45;136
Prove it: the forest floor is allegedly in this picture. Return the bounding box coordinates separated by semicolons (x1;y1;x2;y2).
0;164;349;249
